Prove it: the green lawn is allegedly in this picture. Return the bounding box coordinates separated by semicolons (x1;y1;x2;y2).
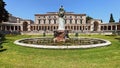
0;35;120;68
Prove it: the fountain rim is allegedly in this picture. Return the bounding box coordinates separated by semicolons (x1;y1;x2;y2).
14;37;111;49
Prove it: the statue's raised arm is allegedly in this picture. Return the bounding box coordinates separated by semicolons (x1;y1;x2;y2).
58;5;65;18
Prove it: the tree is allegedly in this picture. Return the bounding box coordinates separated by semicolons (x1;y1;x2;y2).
86;16;93;23
109;13;115;23
101;20;103;23
0;0;9;23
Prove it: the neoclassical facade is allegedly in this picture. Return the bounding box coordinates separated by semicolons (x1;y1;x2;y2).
33;12;86;32
0;11;120;34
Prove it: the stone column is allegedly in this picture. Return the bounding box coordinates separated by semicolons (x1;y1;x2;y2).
38;25;39;31
77;20;79;24
10;26;12;31
111;25;112;30
17;26;19;31
14;26;16;31
69;25;71;30
9;26;11;31
41;26;42;30
98;25;100;31
21;25;23;31
5;25;7;30
47;26;49;31
78;26;80;30
107;25;108;31
116;25;117;30
53;26;54;31
73;26;75;30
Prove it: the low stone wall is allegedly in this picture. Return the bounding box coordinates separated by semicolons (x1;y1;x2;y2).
14;37;111;49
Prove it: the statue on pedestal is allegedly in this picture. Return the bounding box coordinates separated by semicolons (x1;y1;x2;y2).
58;5;65;31
53;6;69;43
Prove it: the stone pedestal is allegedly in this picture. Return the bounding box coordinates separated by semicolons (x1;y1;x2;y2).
58;18;65;30
53;30;69;42
53;30;65;42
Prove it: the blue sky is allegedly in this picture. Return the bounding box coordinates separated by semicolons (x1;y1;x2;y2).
4;0;120;22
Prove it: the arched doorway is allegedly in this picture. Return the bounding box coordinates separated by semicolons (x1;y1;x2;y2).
93;21;99;31
23;22;28;31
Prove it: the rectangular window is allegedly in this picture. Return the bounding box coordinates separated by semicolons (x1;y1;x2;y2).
38;19;41;24
70;19;72;24
75;19;77;24
49;19;51;24
80;20;82;24
49;16;51;18
75;16;77;18
80;16;82;18
54;19;56;24
44;16;46;18
44;20;46;24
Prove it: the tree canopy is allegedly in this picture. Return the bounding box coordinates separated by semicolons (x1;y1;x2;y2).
0;0;9;23
109;13;115;23
86;16;93;23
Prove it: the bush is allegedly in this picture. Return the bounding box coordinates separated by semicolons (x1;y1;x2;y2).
75;32;78;37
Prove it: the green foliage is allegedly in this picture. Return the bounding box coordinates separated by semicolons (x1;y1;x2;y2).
43;32;46;37
101;20;103;23
109;13;115;23
0;0;9;23
75;32;78;37
86;16;93;22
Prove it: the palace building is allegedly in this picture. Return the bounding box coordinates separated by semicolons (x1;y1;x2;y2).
34;12;86;32
0;9;120;35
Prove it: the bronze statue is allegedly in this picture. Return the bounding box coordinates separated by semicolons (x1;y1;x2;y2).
58;5;65;18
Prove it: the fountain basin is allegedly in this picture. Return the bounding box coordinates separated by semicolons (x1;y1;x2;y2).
14;37;111;49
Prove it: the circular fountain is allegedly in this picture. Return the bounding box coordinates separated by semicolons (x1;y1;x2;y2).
14;37;111;49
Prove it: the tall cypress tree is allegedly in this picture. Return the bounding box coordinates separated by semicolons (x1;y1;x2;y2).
0;0;9;23
109;13;115;23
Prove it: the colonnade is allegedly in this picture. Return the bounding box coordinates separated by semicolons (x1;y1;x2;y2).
30;24;91;32
0;24;120;33
101;25;120;31
0;25;21;31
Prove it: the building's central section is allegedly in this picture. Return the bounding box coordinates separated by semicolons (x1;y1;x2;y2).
35;7;86;32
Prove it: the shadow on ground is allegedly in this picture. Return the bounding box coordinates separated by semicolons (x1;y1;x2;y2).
0;49;7;52
0;33;7;52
